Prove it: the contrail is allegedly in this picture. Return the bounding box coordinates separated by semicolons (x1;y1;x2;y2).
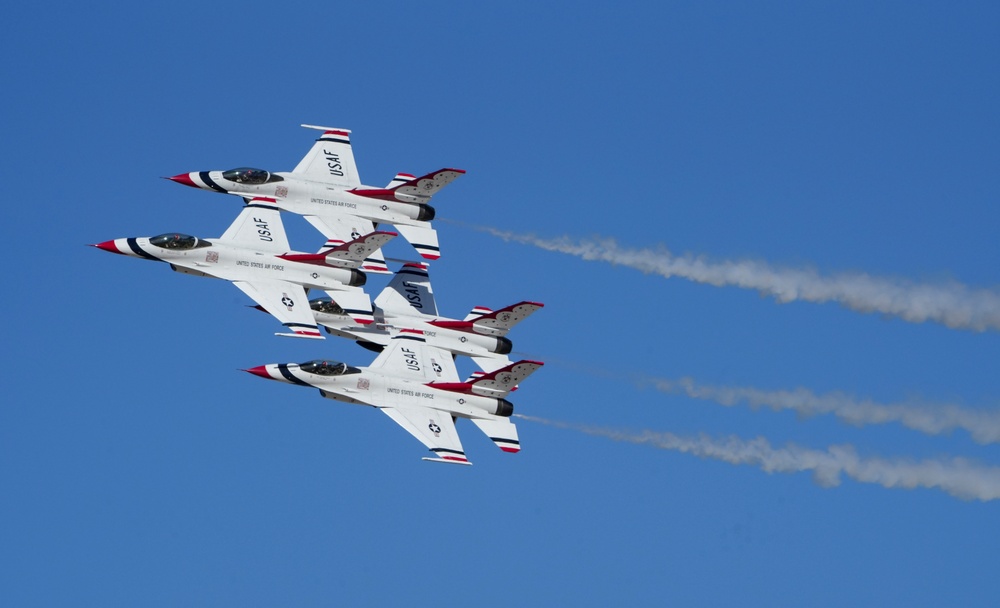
475;226;1000;332
637;376;1000;444
516;415;1000;502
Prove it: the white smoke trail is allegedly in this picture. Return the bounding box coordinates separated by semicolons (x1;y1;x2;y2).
516;415;1000;501
478;226;1000;332
638;376;1000;444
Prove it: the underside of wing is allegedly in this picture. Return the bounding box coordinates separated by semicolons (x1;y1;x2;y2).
380;406;470;465
218;201;290;253
470;417;521;453
292;125;361;187
232;280;323;339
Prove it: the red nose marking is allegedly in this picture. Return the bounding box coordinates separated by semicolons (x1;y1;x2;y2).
165;173;197;188
91;240;123;254
243;366;271;379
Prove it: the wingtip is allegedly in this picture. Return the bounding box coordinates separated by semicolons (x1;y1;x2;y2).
421;457;473;466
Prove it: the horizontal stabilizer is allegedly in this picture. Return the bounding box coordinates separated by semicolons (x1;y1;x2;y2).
391;168;465;202
472;301;545;336
323;288;374;325
468;360;544;397
319;238;389;274
278;231;395;269
324;231;396;268
394;223;440;260
470;418;520;453
431;360;543;398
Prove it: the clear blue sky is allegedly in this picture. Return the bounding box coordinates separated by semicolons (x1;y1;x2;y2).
4;2;999;605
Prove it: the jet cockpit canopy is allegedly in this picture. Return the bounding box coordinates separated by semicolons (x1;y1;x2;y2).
299;360;360;376
149;233;210;250
309;297;345;315
222;167;283;185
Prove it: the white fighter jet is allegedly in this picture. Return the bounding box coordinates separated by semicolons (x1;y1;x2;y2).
92;198;395;339
245;332;543;465
166;125;464;266
307;262;544;372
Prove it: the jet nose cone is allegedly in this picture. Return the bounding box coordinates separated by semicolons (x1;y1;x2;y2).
165;173;198;188
91;240;123;254
243;365;272;379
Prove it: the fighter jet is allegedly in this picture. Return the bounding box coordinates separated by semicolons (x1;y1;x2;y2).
307;262;544;372
245;332;543;464
92;198;395;339
166;125;463;265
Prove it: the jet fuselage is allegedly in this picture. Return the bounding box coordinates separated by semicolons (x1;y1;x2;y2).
310;306;513;360
172;171;435;228
247;362;514;420
94;236;365;292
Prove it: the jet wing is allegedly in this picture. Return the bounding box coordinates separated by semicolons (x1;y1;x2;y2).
232;280;323;339
374;263;438;317
367;334;459;382
303;214;389;274
292;125;361;187
218;200;290;253
380;405;471;465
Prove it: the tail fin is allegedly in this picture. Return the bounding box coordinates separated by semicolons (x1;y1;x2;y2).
467;302;544;336
390;168;465;203
386;173;415;189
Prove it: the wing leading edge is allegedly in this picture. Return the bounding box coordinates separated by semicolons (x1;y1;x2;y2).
233;280;323;339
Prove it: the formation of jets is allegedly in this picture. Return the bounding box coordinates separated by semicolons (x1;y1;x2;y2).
93;125;543;465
